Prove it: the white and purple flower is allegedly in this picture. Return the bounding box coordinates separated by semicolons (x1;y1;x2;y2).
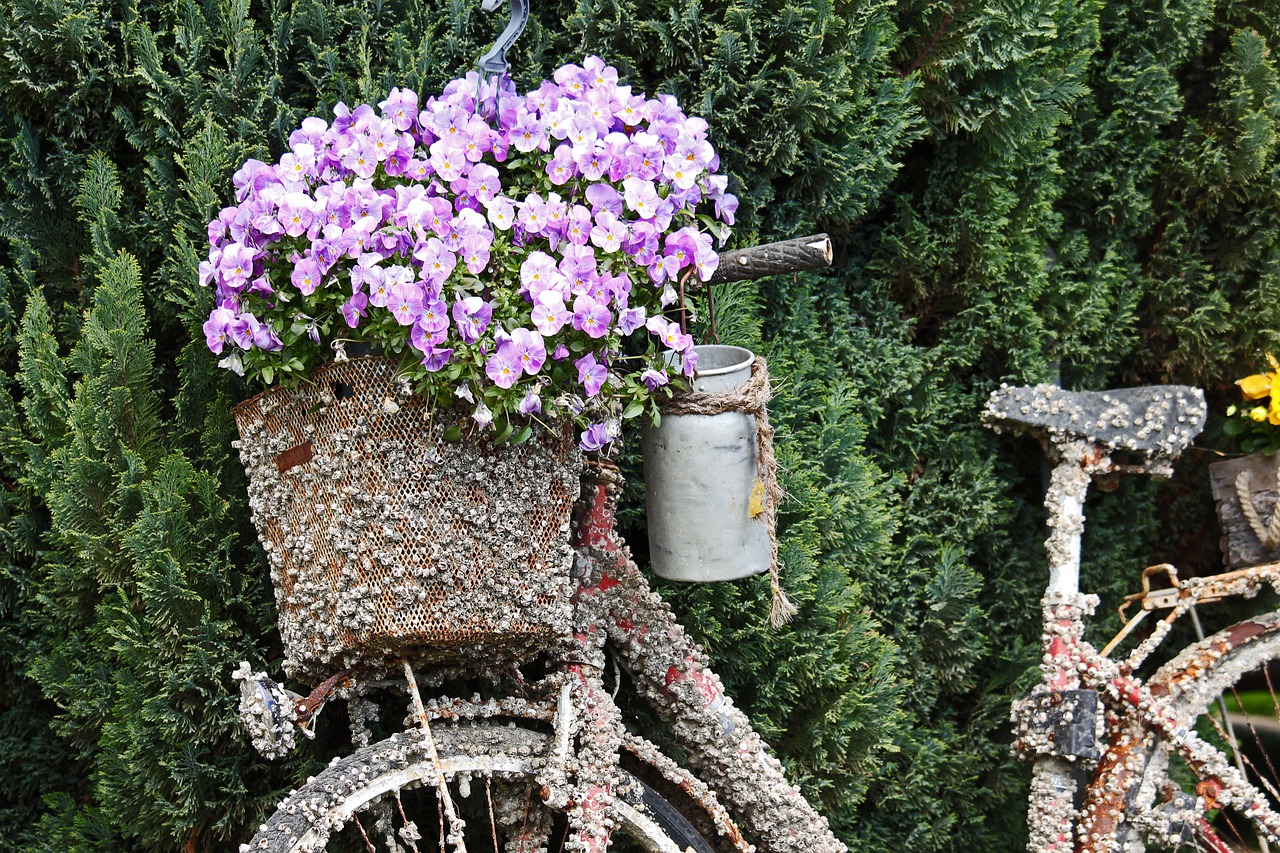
202;56;737;450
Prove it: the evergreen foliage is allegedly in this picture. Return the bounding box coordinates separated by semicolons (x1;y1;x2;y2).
2;0;1279;849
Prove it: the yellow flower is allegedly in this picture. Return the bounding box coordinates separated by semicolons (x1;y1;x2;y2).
1239;372;1276;400
1252;406;1269;422
1237;353;1280;401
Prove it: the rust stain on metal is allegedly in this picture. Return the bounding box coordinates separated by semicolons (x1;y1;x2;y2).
275;440;314;473
293;667;356;724
1196;778;1224;810
1223;619;1269;646
1079;741;1138;851
1081;445;1108;468
1151;619;1271;697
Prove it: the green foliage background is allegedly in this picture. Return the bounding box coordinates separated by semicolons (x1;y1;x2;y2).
2;0;1279;848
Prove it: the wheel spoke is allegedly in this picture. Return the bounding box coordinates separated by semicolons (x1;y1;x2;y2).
486;779;500;853
353;812;377;853
438;793;446;853
396;790;421;853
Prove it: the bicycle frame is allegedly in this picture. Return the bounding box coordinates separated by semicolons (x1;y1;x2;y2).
569;457;845;853
1022;439;1280;852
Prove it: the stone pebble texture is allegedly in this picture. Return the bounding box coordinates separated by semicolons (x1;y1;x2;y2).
234;357;582;682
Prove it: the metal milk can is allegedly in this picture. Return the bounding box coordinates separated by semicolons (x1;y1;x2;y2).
642;344;772;582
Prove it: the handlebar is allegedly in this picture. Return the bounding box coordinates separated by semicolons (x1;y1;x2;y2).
698;233;833;287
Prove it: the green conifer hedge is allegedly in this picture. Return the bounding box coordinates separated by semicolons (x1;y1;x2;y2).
2;0;1279;849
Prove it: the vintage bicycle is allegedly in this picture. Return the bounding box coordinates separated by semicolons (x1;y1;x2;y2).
232;236;845;853
986;383;1280;852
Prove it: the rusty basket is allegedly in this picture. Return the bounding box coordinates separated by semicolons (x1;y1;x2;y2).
232;357;582;682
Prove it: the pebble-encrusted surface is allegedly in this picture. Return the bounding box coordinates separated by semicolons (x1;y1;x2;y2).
570;463;846;853
233;661;298;759
233;358;582;682
983;383;1205;463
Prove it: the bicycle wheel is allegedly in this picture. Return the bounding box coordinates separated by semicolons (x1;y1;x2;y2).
1092;610;1280;851
241;724;734;853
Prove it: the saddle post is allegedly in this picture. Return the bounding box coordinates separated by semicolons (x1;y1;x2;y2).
1042;439;1108;600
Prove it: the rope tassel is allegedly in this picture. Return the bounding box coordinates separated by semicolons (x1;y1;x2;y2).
1235;467;1280;551
661;357;796;626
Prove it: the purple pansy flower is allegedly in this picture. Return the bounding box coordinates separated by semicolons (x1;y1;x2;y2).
590;210;627;253
230;312;263;350
291;257;322;295
520;251;559;297
694;241;720;281
468;162;501;202
203;307;237;354
420;345;454;372
418;298;449;333
451;296;492;343
584;183;623;217
622;177;660;220
547;145;576;185
380;87;419;131
566;205;592;245
571;294;611;339
217;243;256;291
575;353;608;397
617;306;646;335
411;320;446;352
509;328;546;375
579;422;609;451
532;292;570;335
414;238;456;287
278;193;316;237
486;343;523;389
388;282;423;325
253;322;283;351
641;368;669;391
341;291;369;328
517;389;542;415
663;226;699;272
460;234;491;274
365;266;393;307
679;347;699;377
485;195;516;231
511;110;546;153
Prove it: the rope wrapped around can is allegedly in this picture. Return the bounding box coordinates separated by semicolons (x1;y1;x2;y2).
658;357;797;627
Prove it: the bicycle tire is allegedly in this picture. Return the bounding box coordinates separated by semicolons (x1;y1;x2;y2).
1089;610;1280;851
242;724;728;853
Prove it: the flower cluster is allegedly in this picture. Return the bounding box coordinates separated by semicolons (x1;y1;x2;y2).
1225;354;1280;454
201;57;737;449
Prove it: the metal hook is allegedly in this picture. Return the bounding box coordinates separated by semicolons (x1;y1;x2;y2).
478;0;530;78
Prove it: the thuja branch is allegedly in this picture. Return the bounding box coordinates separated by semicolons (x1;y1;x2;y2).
901;5;960;78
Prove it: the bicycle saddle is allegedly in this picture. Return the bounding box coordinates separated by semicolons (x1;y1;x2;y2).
983;383;1206;460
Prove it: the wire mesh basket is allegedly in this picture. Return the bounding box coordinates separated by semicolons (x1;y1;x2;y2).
232;357;582;682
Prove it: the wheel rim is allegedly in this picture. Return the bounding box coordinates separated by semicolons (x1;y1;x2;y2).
1102;612;1280;851
247;726;726;853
